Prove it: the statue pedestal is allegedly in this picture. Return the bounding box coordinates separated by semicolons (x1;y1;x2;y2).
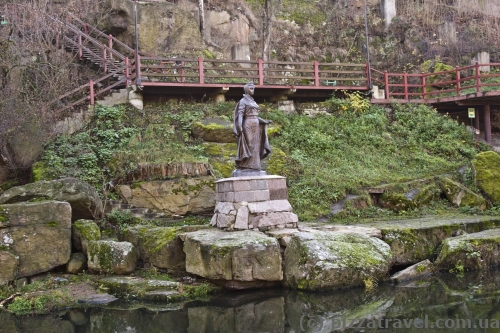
211;175;298;231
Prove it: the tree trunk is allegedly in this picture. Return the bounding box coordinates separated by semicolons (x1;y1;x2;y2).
198;0;205;42
262;0;272;62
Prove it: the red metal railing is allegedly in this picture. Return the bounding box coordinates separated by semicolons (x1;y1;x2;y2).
138;57;369;88
371;62;500;100
66;14;135;58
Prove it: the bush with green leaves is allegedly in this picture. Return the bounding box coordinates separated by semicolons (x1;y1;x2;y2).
39;105;137;190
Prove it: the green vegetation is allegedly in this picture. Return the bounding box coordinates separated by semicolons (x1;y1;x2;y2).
0;275;89;315
35;94;490;221
267;99;487;220
38;105;137;189
183;283;217;299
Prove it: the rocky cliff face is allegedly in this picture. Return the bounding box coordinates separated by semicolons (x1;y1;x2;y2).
96;0;500;72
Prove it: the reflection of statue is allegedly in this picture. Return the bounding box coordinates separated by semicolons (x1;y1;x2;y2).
232;82;272;176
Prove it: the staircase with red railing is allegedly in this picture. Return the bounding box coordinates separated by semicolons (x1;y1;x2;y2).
43;13;135;114
4;3;500;114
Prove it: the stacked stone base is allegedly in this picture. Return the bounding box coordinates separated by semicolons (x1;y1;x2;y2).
211;175;298;231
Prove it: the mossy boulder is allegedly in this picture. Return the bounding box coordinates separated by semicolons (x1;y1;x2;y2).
436;229;500;272
284;231;392;291
378;182;441;212
192;118;235;143
99;276;181;301
203;142;237;178
0;201;72;279
183;229;283;289
473;151;500;204
0;178;103;220
362;216;500;265
72;219;101;255
121;225;210;272
87;240;138;275
439;177;488;210
66;252;87;274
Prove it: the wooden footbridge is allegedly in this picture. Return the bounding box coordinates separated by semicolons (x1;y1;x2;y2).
3;4;499;143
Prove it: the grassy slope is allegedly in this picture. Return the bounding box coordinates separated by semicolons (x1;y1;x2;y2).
35;96;491;221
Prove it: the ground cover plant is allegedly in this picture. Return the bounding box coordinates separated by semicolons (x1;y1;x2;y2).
35;95;490;220
265;97;489;220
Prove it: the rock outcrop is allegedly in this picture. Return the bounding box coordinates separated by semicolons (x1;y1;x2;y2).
284;231;392;290
116;177;215;216
436;228;500;272
362;216;500;265
0;201;72;281
0;178;103;220
103;0;203;55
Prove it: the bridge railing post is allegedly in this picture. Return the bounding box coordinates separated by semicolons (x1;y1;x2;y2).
180;61;185;83
475;61;481;93
89;80;94;105
198;57;204;84
102;46;107;73
314;61;319;87
108;34;113;60
78;32;82;60
384;70;389;99
455;66;460;96
421;72;426;99
258;59;264;86
125;57;130;87
403;71;408;100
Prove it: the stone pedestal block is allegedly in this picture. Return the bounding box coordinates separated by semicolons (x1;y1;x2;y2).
212;176;298;231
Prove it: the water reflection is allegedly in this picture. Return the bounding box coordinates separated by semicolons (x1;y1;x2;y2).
3;270;500;332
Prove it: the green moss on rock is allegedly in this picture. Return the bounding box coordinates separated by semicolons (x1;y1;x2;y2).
473;151;500;203
268;147;287;176
31;161;48;182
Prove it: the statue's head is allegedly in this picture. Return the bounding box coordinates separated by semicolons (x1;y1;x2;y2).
244;82;255;95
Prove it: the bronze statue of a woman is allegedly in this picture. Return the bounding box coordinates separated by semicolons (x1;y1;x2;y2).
232;82;272;177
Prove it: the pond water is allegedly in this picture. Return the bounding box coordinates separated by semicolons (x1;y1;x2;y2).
3;270;500;333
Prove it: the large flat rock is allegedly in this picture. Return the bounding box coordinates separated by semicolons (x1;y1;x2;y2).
284;231;392;290
183;229;282;287
361;216;500;265
0;201;72;279
0;178;103;220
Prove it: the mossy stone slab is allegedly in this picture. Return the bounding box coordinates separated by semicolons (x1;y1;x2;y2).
473;151;500;204
436;228;500;271
284;231;391;290
362;216;500;265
